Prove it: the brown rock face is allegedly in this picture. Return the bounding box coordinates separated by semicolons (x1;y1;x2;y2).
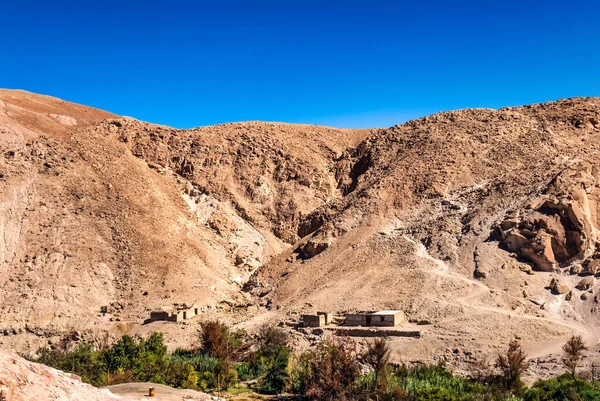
0;351;134;401
0;90;369;351
582;259;600;275
494;161;600;272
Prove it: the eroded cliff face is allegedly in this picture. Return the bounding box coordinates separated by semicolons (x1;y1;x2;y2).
249;98;600;361
494;161;600;273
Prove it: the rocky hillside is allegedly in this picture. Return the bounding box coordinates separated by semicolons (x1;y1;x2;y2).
249;98;600;366
0;90;367;351
2;89;600;370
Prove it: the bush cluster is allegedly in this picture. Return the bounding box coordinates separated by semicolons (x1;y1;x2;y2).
31;322;291;394
31;326;600;401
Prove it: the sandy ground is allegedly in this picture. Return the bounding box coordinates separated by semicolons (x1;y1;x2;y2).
106;382;213;401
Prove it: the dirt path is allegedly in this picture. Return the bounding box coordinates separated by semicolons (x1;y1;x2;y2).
403;235;594;358
106;382;211;400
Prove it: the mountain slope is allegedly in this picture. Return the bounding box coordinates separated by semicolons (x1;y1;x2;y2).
0;90;368;351
250;98;600;366
2;90;600;372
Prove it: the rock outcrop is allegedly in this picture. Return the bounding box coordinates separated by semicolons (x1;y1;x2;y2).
494;162;600;273
0;351;131;401
576;276;595;291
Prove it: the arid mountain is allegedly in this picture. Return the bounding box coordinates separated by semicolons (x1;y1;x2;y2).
247;98;600;370
2;89;600;374
0;89;368;351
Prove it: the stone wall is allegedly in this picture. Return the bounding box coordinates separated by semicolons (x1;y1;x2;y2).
302;314;325;327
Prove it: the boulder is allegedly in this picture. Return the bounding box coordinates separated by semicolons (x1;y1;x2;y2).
576;276;595;291
570;263;583;275
566;200;587;232
474;267;487;279
298;236;333;259
500;219;519;231
582;259;600;276
521;247;556;272
504;232;529;253
518;264;533;274
549;278;569;295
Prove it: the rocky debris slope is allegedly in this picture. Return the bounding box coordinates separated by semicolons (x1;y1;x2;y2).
0;351;132;401
249;97;600;363
0;90;367;352
255;97;600;290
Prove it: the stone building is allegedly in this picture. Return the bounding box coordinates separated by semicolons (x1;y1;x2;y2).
302;311;332;327
345;310;405;327
150;302;199;323
302;314;325;327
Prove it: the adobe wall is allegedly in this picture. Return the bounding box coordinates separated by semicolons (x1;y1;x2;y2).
302;314;325;327
331;328;421;338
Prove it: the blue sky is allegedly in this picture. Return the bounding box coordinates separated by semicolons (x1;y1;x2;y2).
2;1;599;128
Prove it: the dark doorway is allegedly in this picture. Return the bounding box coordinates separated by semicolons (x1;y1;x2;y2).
365;316;372;326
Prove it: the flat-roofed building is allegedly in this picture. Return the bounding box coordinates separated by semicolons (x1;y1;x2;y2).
345;310;405;327
302;314;326;327
149;302;199;323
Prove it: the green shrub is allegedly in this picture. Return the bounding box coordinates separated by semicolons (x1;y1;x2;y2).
35;343;107;386
30;329;600;401
32;332;213;390
235;361;263;381
258;345;291;394
523;373;600;401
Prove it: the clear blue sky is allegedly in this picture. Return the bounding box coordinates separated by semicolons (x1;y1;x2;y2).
2;1;599;128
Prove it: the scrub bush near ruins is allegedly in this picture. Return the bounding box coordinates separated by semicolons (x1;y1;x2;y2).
562;335;588;380
496;340;528;394
29;329;600;400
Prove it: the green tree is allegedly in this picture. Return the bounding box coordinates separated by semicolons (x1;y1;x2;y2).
258;345;291;394
101;335;140;373
562;335;587;380
199;320;239;395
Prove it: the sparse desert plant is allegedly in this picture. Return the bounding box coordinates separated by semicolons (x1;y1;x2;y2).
200;320;230;359
290;336;360;401
470;355;496;384
360;337;391;394
257;325;290;356
496;340;528;394
562;335;587;380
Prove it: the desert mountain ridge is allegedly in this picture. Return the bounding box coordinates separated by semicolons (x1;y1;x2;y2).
2;89;600;376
